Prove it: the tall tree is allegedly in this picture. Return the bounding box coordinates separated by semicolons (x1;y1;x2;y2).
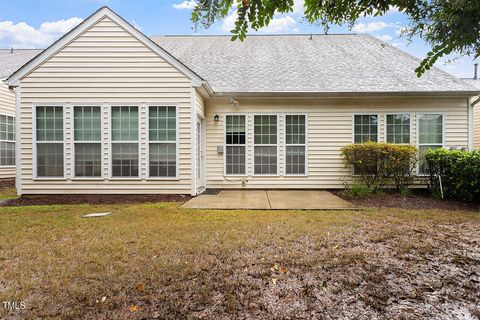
191;0;480;76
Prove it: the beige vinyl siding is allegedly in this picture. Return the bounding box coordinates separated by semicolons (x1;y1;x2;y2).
474;104;480;149
205;96;469;189
19;16;193;194
0;84;16;179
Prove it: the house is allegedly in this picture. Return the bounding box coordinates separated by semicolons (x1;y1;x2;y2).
4;7;479;196
0;49;41;179
462;71;480;150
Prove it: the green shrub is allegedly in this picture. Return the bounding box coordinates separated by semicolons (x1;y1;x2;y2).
425;148;480;202
341;142;418;191
342;180;370;199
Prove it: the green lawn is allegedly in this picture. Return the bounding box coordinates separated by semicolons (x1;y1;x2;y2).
0;200;479;319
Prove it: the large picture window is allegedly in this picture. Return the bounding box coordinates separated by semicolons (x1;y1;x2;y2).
73;106;102;178
254;115;278;175
148;106;177;178
111;106;139;178
354;114;378;143
418;113;443;174
35;106;64;178
225;114;246;175
386;114;410;144
0;114;15;166
285;114;306;175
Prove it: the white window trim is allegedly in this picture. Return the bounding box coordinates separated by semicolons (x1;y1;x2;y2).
352;113;381;144
284;113;308;176
0;112;16;168
32;104;67;180
416;112;445;176
70;105;104;180
224;113;248;177
253;113;280;176
384;113;413;145
146;104;180;180
108;105;141;180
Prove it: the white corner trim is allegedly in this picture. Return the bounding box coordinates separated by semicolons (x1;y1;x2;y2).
14;86;21;195
6;6;204;87
190;87;197;196
468;98;474;151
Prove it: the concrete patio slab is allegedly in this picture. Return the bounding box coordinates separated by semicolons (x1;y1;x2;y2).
181;190;358;210
181;190;270;209
267;190;357;210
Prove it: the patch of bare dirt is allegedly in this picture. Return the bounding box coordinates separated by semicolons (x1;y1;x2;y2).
1;193;191;206
334;189;480;212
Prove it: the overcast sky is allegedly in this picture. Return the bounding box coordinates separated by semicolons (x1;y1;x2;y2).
0;0;477;79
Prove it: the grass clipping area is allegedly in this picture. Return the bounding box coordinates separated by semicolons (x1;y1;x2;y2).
0;203;479;319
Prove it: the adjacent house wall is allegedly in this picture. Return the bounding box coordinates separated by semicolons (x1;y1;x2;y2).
205;96;469;189
19;16;194;194
0;84;16;179
474;104;480;149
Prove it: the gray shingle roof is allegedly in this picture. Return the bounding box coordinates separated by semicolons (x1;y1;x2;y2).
461;78;480;90
0;49;43;79
152;34;478;94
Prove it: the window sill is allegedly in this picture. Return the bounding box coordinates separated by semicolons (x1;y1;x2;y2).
0;166;16;168
33;177;67;181
146;177;180;181
108;177;143;181
71;177;105;181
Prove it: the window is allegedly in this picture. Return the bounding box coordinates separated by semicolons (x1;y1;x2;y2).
225;114;246;175
285;114;306;175
148;106;177;178
35;106;64;178
73;106;102;178
111;106;139;178
418;113;443;174
386;114;410;144
354;114;378;143
0;114;15;166
254;115;278;175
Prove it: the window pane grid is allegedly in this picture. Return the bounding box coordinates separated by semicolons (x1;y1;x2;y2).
36;106;64;177
254;115;277;175
74;106;102;141
285;115;306;175
225;115;247;175
0;115;15;167
111;106;138;141
149;106;176;142
37;143;64;177
111;107;139;178
0;141;15;166
36;106;63;142
418;114;443;175
386;114;410;144
112;143;139;177
149;143;176;177
148;106;177;178
75;143;102;177
354;114;378;143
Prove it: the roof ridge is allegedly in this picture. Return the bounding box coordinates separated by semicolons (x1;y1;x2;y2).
152;33;358;37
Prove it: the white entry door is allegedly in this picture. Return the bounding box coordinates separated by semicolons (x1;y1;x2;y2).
196;117;205;192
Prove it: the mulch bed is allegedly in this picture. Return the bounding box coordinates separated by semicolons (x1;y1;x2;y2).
2;193;191;207
334;189;480;212
0;178;15;189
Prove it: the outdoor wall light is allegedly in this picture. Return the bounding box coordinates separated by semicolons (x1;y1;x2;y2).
214;114;220;122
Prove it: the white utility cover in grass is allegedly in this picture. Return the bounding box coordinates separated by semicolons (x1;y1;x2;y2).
83;212;112;218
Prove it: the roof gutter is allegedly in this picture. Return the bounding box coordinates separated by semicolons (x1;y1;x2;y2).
209;90;480;98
